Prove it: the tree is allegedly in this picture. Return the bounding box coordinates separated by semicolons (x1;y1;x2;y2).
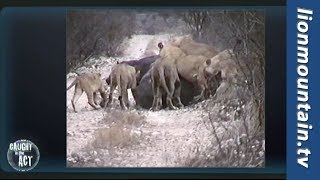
182;10;265;132
66;10;136;72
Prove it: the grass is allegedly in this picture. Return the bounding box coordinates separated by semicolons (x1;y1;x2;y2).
182;122;265;167
92;125;139;149
67;109;147;167
180;97;265;168
92;109;146;149
103;109;147;128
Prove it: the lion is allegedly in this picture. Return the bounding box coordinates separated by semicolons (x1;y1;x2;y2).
67;72;107;113
159;44;221;102
159;44;186;61
171;35;218;59
143;37;165;57
205;49;238;82
176;55;218;102
150;57;184;111
106;63;140;110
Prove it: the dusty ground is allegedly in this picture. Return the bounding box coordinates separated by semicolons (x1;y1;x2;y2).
66;34;265;167
66;104;213;167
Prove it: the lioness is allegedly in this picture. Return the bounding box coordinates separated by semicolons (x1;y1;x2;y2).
172;35;218;59
159;44;186;61
159;45;220;102
67;72;107;113
106;63;140;110
150;57;184;111
201;49;239;87
177;55;220;102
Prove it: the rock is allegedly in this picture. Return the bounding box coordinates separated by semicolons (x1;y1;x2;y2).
133;130;142;136
67;132;73;136
93;151;98;156
152;131;160;136
259;151;264;157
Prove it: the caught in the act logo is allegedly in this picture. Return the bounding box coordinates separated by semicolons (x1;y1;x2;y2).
7;139;40;171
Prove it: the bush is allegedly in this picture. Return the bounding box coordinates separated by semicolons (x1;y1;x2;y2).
92;110;146;149
181;10;265;131
183;107;265;167
92;125;138;149
103;109;147;128
66;10;136;72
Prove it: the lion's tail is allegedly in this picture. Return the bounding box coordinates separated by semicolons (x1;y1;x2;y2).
159;66;170;96
116;72;122;94
67;78;78;91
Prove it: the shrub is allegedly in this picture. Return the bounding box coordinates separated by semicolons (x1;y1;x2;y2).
66;10;136;72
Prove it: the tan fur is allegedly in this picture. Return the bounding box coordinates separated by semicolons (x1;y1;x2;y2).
205;49;238;82
67;73;107;113
143;39;163;57
171;35;192;46
159;44;218;102
176;55;213;101
150;57;184;111
172;35;218;59
106;63;140;110
159;44;186;61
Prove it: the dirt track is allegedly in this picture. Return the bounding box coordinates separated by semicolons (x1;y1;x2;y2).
67;34;214;167
66;34;265;168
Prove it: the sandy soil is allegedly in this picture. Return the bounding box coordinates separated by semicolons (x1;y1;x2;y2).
66;34;265;167
66;34;214;167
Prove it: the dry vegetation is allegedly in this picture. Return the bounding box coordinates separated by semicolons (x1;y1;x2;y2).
92;110;147;149
66;10;136;71
176;10;265;167
92;125;138;149
67;9;265;168
67;110;146;167
182;100;265;167
103;109;147;128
